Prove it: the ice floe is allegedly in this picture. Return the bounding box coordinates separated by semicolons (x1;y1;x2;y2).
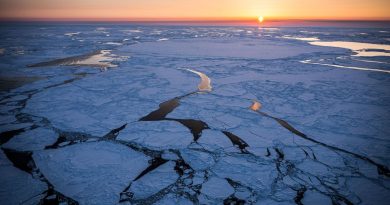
2;127;58;151
33;141;150;205
154;194;192;205
309;41;390;57
282;35;320;41
129;161;179;200
104;42;123;46
180;149;215;171
117;121;193;150
0;165;47;205
28;50;126;68
300;59;390;73
157;38;169;41
64;32;80;37
122;38;335;59
201;177;234;199
122;29;143;33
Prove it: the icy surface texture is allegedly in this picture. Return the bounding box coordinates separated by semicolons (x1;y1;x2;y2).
0;23;389;204
0;150;47;205
33;141;150;204
3;127;58;151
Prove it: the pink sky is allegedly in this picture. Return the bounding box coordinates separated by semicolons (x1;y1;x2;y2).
0;0;389;20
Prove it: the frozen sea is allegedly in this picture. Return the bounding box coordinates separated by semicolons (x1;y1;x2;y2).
0;22;390;205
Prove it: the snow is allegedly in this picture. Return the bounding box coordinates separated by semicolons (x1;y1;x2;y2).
157;38;169;41
64;32;80;37
197;129;233;151
282;35;319;41
0;115;17;124
347;177;390;205
154;194;192;205
69;50;120;68
301;59;390;73
122;38;335;59
117;121;193;150
180;149;215;171
0;150;47;205
296;160;330;176
105;42;123;46
2;127;58;151
0;123;32;133
0;166;47;205
309;41;390;57
33;141;150;205
301;190;332;205
201;177;234;199
23;66;198;136
213;155;277;193
130;161;179;199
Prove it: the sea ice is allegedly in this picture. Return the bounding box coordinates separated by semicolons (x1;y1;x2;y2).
23;66;198;136
117;121;193;150
282;35;319;41
197;129;233;151
301;190;332;205
33;141;150;205
2;127;58;151
300;59;390;73
129;161;179;199
0;150;47;205
180;149;215;171
154;194;192;205
122;38;335;59
200;177;234;199
309;41;390;57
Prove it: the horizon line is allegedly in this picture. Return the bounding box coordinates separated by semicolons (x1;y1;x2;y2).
1;17;389;28
1;17;390;22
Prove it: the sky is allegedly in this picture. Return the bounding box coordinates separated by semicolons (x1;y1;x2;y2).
0;0;389;21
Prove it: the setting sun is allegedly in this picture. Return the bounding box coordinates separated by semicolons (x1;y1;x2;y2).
258;16;264;23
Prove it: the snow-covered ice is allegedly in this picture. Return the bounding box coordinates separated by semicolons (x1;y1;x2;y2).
2;127;58;151
201;177;234;199
117;121;194;150
129;161;179;199
180;149;215;171
309;41;390;57
33;141;150;204
0;150;47;205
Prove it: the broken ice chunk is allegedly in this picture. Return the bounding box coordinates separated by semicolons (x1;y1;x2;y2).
33;141;150;205
180;149;215;171
117;121;193;150
197;130;233;151
3;128;58;151
130;161;179;199
201;177;234;199
154;193;192;205
0;162;47;205
301;190;332;205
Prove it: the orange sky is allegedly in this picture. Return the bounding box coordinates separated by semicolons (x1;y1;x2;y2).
0;0;389;20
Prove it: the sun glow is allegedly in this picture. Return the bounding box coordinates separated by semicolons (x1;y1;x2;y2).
0;0;389;20
258;16;264;23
